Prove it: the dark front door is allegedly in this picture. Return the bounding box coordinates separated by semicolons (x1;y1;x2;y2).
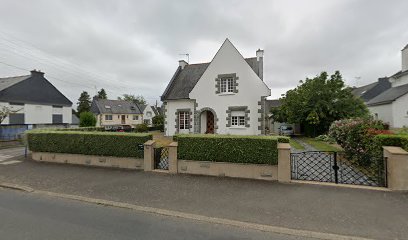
121;115;126;124
206;111;214;134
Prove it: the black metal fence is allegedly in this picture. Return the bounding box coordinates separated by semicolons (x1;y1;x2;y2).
291;151;387;187
154;147;169;170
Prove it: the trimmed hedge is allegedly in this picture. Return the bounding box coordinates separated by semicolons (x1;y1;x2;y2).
175;134;289;165
27;130;152;158
54;127;105;132
374;134;408;151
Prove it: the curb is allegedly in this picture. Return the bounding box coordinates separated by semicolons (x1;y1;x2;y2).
1;182;373;240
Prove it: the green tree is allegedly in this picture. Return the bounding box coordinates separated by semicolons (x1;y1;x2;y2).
152;115;164;126
77;91;91;114
96;88;107;99
118;94;146;105
79;112;96;127
272;71;368;136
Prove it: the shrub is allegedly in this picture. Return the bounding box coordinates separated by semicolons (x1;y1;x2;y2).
135;123;148;132
175;134;289;165
55;127;105;132
79;112;97;127
373;134;408;152
152;115;164;126
26;130;152;158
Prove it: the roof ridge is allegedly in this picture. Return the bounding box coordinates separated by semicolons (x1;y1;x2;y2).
0;74;30;80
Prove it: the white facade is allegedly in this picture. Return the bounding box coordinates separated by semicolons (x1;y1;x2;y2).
0;101;72;125
368;93;408;128
164;39;270;136
95;113;143;127
142;104;156;126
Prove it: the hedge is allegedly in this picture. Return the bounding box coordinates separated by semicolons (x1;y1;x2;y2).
55;127;105;132
26;130;152;158
174;134;289;165
374;134;408;151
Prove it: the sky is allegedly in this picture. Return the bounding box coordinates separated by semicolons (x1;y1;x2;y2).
0;0;407;106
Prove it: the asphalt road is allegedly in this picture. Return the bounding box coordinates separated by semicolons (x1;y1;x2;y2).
0;188;313;240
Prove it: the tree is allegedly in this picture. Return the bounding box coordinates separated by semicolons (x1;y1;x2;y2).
271;71;368;136
96;88;107;99
79;112;96;127
152;115;164;126
118;94;146;105
77;91;91;114
0;106;21;124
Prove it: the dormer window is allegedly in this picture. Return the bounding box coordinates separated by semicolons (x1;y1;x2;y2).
105;105;111;109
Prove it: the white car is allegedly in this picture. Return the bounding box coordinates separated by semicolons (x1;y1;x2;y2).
279;125;294;136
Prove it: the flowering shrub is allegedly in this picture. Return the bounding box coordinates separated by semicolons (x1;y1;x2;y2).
329;118;388;166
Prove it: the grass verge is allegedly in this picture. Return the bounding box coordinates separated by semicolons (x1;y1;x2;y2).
300;137;341;152
290;139;305;150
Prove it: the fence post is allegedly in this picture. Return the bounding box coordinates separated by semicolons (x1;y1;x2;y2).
383;146;408;191
278;143;291;183
168;142;178;174
144;140;156;171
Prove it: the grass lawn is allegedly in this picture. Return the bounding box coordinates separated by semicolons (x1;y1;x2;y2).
300;137;342;152
290;139;305;150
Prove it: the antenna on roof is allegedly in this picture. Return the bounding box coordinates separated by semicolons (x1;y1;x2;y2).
179;53;189;63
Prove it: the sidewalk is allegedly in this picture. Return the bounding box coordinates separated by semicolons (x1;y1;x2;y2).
1;155;408;240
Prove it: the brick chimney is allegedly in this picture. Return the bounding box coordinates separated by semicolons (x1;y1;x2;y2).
30;69;44;77
256;49;264;80
402;44;408;72
179;60;188;70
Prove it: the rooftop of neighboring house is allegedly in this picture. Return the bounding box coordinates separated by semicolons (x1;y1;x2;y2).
90;98;142;115
0;70;72;106
265;99;281;110
351;77;391;102
367;83;408;106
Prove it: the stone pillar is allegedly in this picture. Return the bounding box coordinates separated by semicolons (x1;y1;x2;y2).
168;142;178;174
383;146;408;191
144;140;156;171
278;143;291;183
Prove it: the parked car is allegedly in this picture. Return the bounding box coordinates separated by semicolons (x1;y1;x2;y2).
279;125;294;136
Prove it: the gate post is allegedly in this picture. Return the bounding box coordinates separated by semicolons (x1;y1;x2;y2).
383;146;408;191
278;143;291;183
144;140;156;171
168;142;178;174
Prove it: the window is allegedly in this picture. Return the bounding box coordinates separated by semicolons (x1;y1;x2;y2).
133;115;139;120
220;78;234;93
374;113;379;120
147;111;152;117
52;105;63;108
105;115;113;120
231;111;245;127
179;111;190;130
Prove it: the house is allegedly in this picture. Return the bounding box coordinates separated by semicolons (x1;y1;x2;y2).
365;43;408;128
161;39;270;136
139;104;158;126
352;77;391;103
0;70;73;139
90;98;143;128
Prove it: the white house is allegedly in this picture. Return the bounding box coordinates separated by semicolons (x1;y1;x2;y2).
0;70;72;126
161;39;270;136
365;44;408;128
139;104;159;126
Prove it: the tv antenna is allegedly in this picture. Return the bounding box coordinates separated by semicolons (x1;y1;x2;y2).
179;53;189;63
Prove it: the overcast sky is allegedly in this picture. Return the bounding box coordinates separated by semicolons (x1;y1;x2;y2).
0;0;407;106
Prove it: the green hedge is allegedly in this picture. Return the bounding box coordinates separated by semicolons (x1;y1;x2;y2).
175;134;289;165
374;134;408;151
27;130;152;158
54;127;105;132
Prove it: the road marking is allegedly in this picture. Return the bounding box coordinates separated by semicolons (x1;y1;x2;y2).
0;160;22;165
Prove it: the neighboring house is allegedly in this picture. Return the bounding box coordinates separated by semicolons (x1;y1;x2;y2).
365;43;408;128
352;77;391;103
265;99;300;135
139;104;157;126
0;70;72;126
71;114;80;128
90;98;143;128
161;39;270;136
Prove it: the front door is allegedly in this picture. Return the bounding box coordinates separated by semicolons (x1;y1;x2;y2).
121;115;126;124
206;111;214;134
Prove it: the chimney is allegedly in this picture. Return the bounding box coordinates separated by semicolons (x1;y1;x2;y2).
179;60;188;70
30;69;44;77
402;44;408;72
256;49;264;80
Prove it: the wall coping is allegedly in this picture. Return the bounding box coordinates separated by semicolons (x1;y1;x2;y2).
169;142;178;147
383;146;408;155
144;140;156;146
178;159;277;167
277;143;291;150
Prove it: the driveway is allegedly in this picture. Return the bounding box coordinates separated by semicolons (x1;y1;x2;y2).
0;147;25;166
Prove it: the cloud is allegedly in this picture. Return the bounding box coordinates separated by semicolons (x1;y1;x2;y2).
0;0;407;103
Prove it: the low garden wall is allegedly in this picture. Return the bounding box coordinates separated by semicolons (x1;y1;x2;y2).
27;130;152;169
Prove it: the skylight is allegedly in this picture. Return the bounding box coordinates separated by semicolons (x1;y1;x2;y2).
105;105;111;109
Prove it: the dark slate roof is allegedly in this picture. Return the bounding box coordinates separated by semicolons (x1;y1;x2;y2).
151;106;159;116
391;69;408;79
138;104;147;112
265;99;281;110
367;83;408;106
351;78;391;102
0;72;72;106
161;58;261;101
91;98;142;114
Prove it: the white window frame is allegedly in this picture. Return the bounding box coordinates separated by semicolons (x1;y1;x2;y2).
220;77;234;93
179;111;190;130
231;111;246;127
105;115;113;121
133;115;138;120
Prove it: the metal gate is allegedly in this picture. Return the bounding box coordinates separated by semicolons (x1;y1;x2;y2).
154;147;169;170
291;151;387;187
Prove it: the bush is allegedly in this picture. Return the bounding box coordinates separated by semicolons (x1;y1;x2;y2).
374;134;408;152
148;125;164;131
26;130;152;158
152;115;164;126
135;123;148;132
79;112;96;127
174;134;289;165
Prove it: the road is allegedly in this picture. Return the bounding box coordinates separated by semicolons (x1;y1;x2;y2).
0;146;25;165
0;188;313;240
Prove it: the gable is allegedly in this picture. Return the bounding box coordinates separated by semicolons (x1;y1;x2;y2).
0;74;72;106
